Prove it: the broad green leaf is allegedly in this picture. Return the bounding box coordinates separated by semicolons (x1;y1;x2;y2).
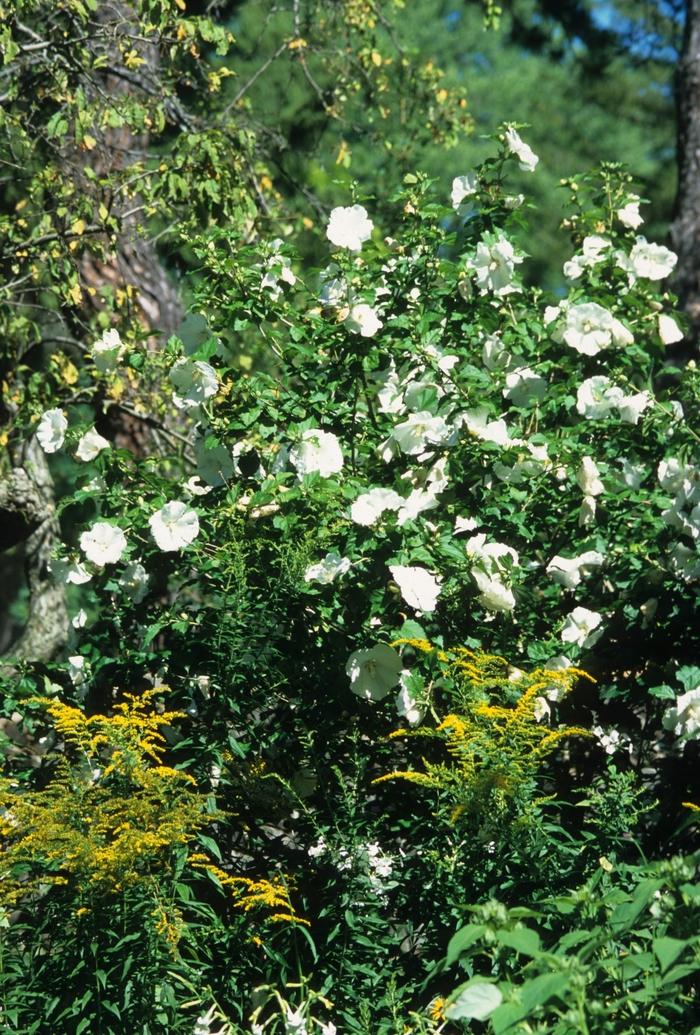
497;926;541;957
653;936;687;973
445;980;503;1021
446;923;486;965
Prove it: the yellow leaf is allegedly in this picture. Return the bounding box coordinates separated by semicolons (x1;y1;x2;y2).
259;175;273;191
98;204;109;221
71;219;86;236
371;50;382;67
335;139;351;166
81;134;97;151
436;88;448;104
288;37;307;50
67;282;83;306
175;0;186;8
124;49;145;70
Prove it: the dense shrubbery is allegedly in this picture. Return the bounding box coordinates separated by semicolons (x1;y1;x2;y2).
2;128;700;1032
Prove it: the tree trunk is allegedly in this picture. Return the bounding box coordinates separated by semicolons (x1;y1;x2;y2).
671;0;700;347
1;1;183;665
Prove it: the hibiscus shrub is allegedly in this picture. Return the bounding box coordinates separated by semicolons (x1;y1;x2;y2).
3;129;700;1032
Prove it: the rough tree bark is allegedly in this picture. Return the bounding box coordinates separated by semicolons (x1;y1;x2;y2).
671;0;700;347
0;441;68;667
1;2;183;664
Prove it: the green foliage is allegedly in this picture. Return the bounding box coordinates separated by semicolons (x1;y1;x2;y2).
0;7;695;1027
439;855;700;1033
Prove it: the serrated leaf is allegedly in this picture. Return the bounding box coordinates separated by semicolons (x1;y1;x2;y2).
497;926;541;957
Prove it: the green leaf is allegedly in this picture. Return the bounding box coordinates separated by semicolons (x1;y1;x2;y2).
497;926;541;957
610;879;663;932
197;833;222;861
445;980;503;1021
445;924;486;965
653;936;687;973
520;972;570;1012
676;666;700;692
648;684;676;700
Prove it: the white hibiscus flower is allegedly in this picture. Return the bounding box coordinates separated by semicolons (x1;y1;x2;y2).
576;376;624;419
546;550;604;589
561;302;632;356
326;205;374;252
577;456;605;497
79;522;127;566
468;231;523;296
390;411;451;456
92;328;125;373
75;428;110;462
304;551;351;585
389;564;442;614
346;643;403;701
169;358;219;410
561;606;603;649
350;487;403;526
48;556;93;585
149;500;200;551
504;127;539;172
471;569;516;612
503;366;547;407
118;561;149;603
396;488;440;527
36;408;68;453
629;237;677;281
658;314;683;345
663;687;700;744
617;197;643;229
617;390;653;425
451;174;477;210
290;429;344;478
344;303;382;337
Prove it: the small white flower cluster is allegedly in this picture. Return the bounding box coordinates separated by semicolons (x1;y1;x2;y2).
193;1005;231;1035
260;238;297;300
592;725;630;755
